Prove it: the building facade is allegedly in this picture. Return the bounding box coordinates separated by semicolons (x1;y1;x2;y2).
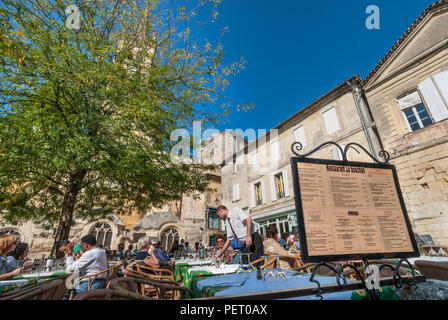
221;76;383;238
363;0;448;245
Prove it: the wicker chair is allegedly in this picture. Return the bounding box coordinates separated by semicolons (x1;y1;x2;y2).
73;288;154;300
414;260;448;281
110;272;194;300
69;261;122;300
134;263;175;281
0;279;63;300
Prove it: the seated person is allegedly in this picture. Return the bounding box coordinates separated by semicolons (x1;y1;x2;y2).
278;233;289;250
135;237;160;269
151;238;175;268
169;240;180;256
0;235;23;280
6;242;29;272
184;242;192;253
66;235;108;295
214;235;233;263
263;225;301;271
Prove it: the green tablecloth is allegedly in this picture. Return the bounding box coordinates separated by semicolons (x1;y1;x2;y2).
0;270;69;297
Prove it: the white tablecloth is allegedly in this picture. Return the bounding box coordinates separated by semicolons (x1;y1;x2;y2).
175;259;213;266
187;264;240;275
406;256;448;265
19;270;66;279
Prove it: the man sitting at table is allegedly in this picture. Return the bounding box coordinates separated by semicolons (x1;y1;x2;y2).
66;234;108;295
215;205;264;266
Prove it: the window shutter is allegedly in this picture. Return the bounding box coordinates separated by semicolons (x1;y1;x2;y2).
250;184;255;208
236;184;240;201
294;126;307;147
418;78;448;122
261;180;267;204
433;71;448;108
270;140;279;163
323;107;340;134
270;175;277;202
282;169;290;197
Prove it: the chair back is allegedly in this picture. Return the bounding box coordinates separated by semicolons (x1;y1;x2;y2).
415;260;448;281
73;288;154;300
0;279;63;300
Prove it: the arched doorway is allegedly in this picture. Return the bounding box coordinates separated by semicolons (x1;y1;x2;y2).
160;227;179;252
89;222;113;250
0;228;23;241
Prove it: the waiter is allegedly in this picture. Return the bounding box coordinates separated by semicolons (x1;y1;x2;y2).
215;205;263;266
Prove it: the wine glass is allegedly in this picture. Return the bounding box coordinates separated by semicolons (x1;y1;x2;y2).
262;256;274;281
273;255;287;279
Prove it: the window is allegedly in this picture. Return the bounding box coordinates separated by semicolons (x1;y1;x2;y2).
0;228;22;241
207;209;220;230
254;182;263;206
418;74;448;123
270;140;279;163
90;223;113;250
232;184;240;202
160;227;179;252
323;107;340;134
294;126;307;147
251;152;259;172
274;173;285;199
397;91;433;132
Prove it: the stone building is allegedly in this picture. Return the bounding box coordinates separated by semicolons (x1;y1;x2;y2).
362;0;448;245
220;76;383;237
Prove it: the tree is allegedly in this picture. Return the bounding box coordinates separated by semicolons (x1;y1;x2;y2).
0;0;248;255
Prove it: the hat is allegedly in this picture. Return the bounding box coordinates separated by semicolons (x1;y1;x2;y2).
73;244;81;253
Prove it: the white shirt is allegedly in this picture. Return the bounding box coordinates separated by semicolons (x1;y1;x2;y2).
66;247;107;279
65;255;75;268
226;207;258;243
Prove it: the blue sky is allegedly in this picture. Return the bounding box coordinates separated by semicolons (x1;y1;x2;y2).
196;0;436;134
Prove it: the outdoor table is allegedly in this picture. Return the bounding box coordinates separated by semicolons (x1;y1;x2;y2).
175;258;213;266
191;270;399;300
0;270;68;296
187;264;240;276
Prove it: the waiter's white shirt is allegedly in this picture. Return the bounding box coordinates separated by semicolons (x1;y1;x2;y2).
226;207;258;243
66;247;107;279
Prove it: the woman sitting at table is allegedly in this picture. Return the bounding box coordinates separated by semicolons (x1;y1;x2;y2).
263;225;301;271
214;236;233;263
169;240;180;256
135;237;160;269
0;235;24;280
6;242;29;272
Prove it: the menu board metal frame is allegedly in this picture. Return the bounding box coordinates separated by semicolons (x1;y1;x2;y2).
291;157;420;263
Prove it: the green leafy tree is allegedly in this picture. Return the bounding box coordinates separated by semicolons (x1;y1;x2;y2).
0;0;248;255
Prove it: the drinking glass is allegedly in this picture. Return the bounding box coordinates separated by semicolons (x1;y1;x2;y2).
262;256;274;281
273;255;287;279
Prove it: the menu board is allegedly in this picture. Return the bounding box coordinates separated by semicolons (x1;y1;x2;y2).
291;158;419;262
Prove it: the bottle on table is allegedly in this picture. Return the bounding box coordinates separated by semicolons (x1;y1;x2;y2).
198;242;205;260
45;250;55;272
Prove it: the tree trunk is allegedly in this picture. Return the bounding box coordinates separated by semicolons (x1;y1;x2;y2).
53;170;86;258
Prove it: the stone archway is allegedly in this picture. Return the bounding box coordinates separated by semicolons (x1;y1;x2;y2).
0;227;25;242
